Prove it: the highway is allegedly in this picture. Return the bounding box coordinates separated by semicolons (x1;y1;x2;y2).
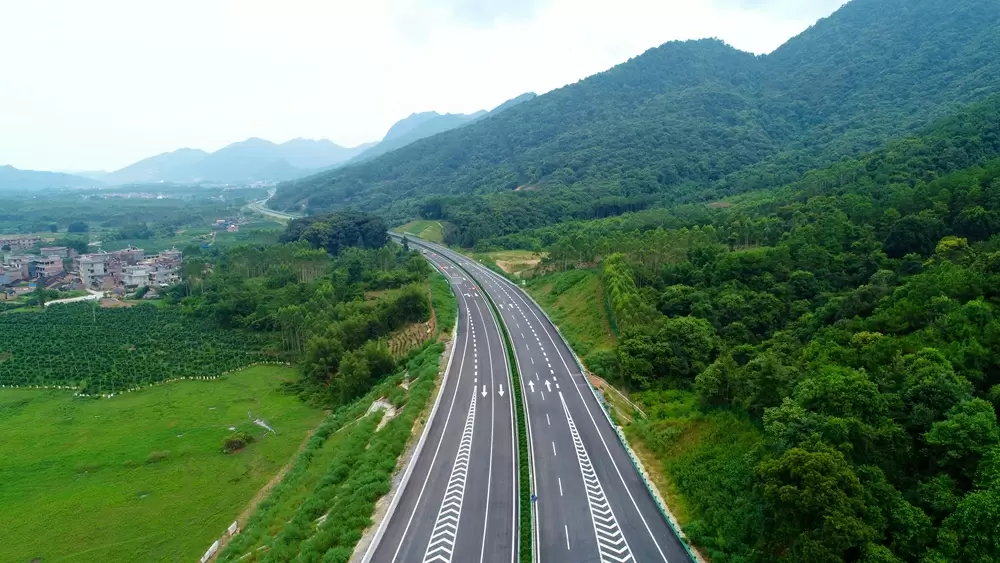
398;235;694;563
364;249;518;563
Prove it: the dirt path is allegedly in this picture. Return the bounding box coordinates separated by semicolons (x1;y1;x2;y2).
207;421;324;561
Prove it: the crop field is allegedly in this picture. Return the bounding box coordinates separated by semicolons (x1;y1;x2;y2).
0;302;274;394
0;365;324;563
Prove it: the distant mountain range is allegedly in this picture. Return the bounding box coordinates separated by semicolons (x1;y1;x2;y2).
98;138;374;186
0;165;102;192
88;93;535;186
0;92;537;190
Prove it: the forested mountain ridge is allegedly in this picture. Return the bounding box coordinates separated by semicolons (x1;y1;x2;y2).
270;0;1000;231
341;91;538;167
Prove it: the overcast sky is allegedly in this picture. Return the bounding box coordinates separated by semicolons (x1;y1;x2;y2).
0;0;845;172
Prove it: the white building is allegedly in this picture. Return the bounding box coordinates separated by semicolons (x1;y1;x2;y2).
80;254;110;288
121;265;151;288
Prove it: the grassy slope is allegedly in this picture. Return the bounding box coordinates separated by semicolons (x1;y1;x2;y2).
393;220;445;243
219;343;445;561
523;269;615;363
0;366;323;563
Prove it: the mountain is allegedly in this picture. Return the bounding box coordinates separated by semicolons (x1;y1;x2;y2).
276;138;374;169
103;138;373;185
486;92;536;115
346;111;487;165
270;0;1000;234
343;93;537;166
0;165;103;191
101;148;210;185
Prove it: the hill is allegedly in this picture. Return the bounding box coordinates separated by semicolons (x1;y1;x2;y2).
0;165;102;191
270;0;1000;236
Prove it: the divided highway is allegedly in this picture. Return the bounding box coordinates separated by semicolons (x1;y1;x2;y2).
399;235;694;563
364;250;517;563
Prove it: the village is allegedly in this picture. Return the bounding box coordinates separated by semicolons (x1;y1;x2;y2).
1;235;182;298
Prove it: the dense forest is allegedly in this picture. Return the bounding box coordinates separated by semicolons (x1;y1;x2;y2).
271;0;1000;246
487;92;1000;561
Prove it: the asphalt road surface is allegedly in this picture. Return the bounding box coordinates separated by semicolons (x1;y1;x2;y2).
401;237;694;563
365;249;517;563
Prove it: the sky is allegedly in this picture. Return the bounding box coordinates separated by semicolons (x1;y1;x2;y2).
0;0;846;172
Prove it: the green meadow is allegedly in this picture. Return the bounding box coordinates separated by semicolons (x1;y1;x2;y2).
0;366;323;563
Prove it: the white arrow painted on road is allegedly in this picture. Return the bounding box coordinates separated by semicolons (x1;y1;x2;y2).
545;380;552;392
498;384;505;397
528;380;535;393
481;387;488;398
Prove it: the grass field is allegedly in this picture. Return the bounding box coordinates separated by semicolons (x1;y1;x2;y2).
393;220;446;243
0;366;324;563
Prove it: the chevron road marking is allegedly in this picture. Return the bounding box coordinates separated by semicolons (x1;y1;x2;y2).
560;391;635;563
422;387;477;563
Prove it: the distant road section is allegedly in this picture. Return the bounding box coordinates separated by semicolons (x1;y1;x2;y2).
246;189;302;222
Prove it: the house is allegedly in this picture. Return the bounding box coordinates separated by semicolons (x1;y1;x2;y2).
79;253;112;288
227;224;239;232
0;236;42;250
112;246;145;265
28;256;63;278
39;246;70;258
121;265;150;288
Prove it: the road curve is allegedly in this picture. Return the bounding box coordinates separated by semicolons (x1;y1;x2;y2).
365;249;518;563
397;235;694;563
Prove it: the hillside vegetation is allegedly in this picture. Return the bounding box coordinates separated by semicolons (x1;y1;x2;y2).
510;90;1000;562
271;0;1000;249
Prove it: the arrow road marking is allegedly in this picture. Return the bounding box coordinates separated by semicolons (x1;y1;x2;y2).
528;380;535;393
482;387;488;398
498;384;505;397
560;391;635;563
544;380;552;392
422;387;477;563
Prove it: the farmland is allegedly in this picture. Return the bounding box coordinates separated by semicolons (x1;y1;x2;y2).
0;303;274;394
0;364;324;563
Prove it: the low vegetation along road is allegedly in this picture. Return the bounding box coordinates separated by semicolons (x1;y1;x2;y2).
365;248;518;563
383;234;695;563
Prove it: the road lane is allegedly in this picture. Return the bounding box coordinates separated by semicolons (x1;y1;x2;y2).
402;237;693;563
366;250;516;563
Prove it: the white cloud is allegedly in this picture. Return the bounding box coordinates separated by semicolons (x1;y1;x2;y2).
0;0;843;171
